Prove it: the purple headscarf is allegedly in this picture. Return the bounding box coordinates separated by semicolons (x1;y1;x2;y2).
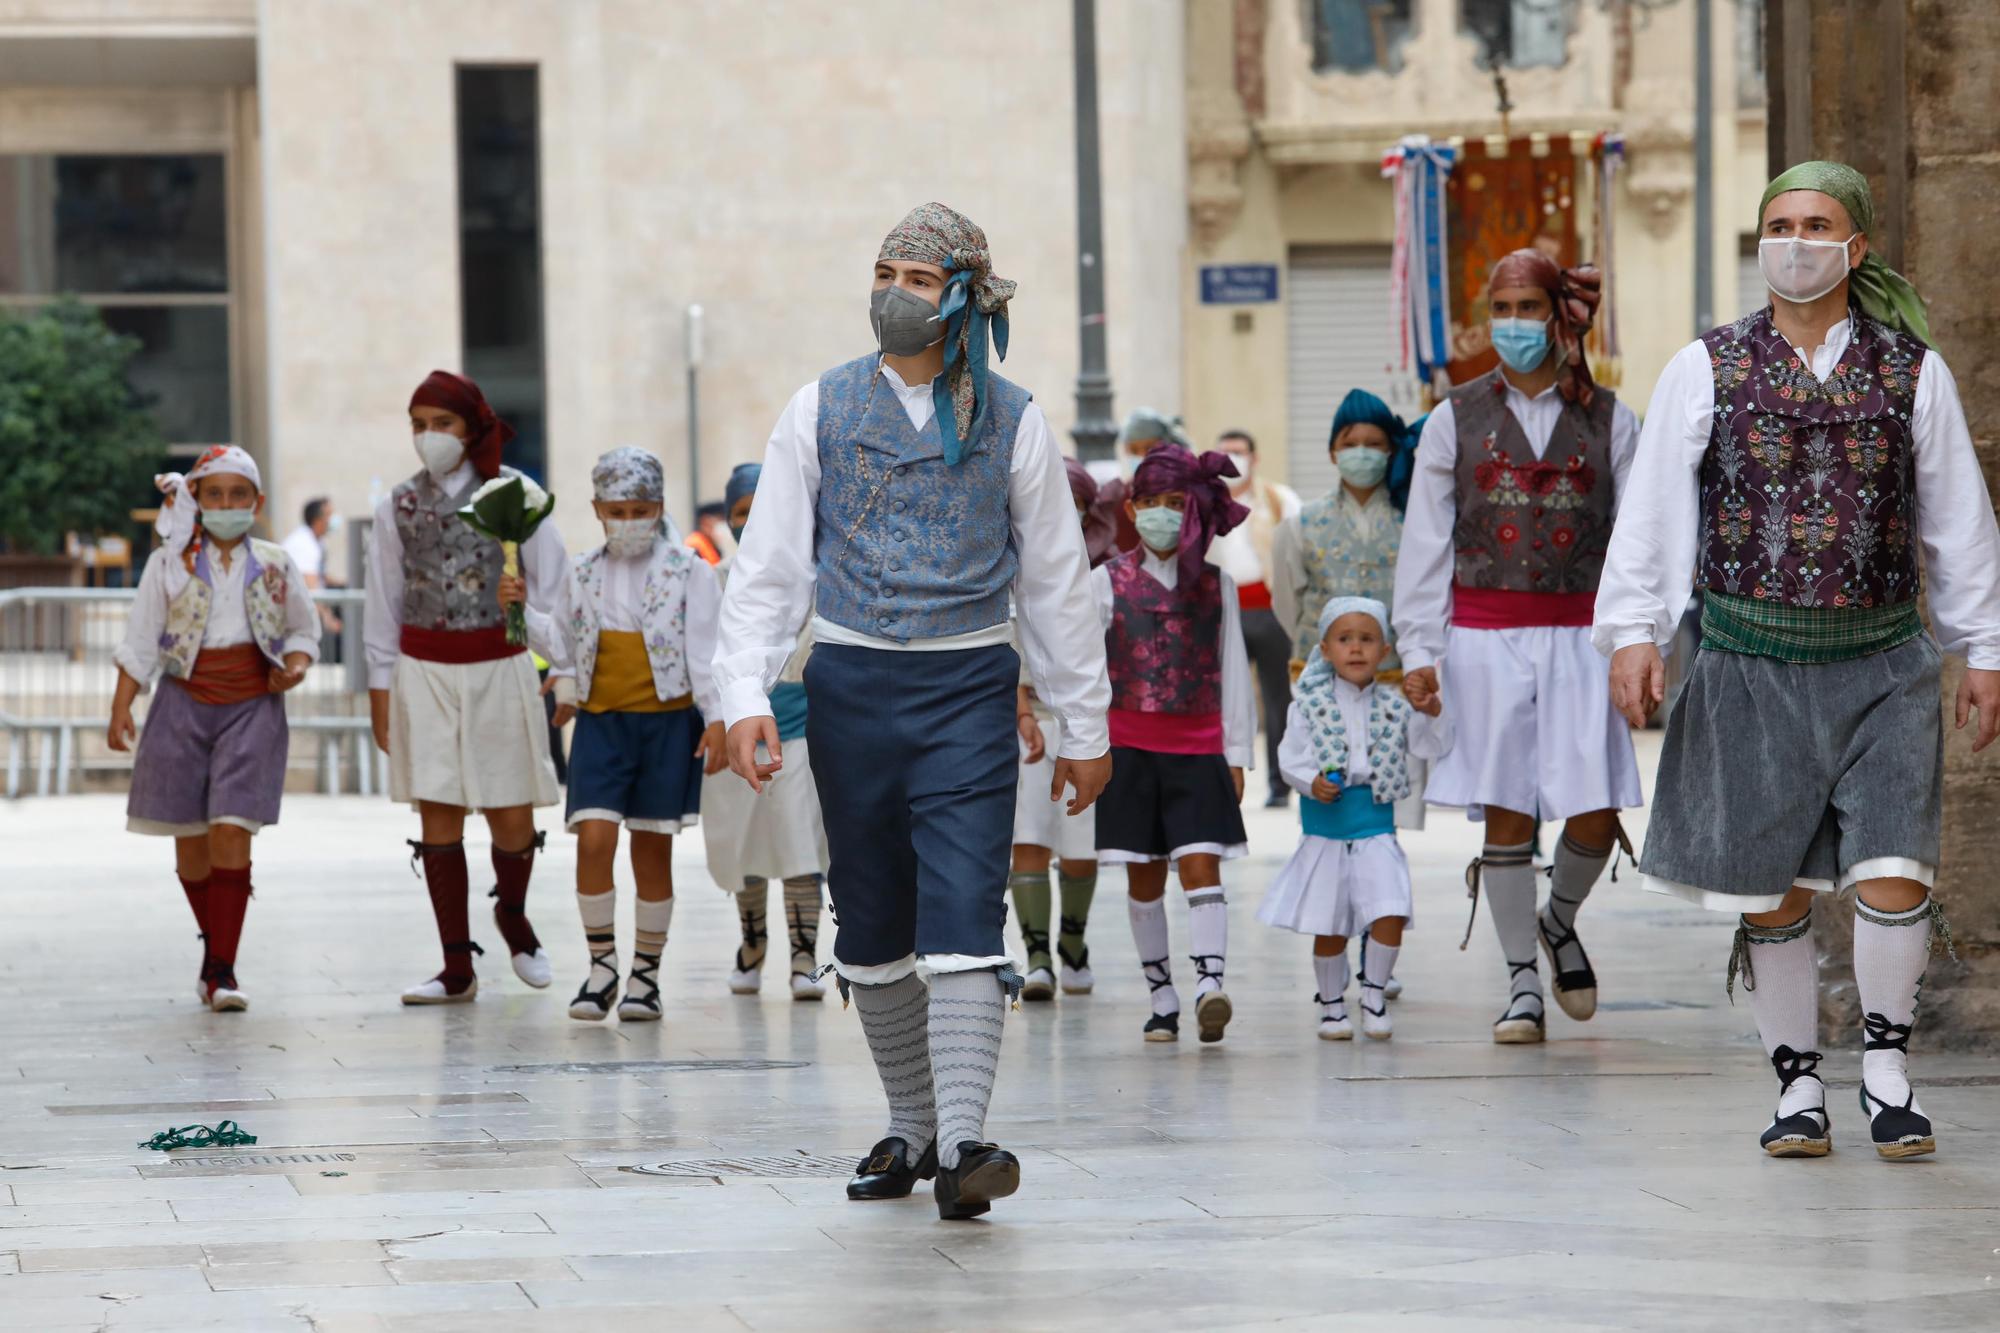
1129;444;1249;586
1065;457;1118;568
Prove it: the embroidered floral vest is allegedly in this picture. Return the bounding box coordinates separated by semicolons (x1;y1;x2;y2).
812;354;1028;643
1450;368;1617;594
1289;490;1403;664
391;467;516;632
1106;549;1223;715
1697;309;1922;607
157;538;295;681
1294;673;1414;804
568;534;699;706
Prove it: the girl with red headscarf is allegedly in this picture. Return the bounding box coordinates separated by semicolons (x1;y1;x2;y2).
363;370;573;1007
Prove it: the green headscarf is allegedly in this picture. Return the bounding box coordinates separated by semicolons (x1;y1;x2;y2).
1758;161;1931;343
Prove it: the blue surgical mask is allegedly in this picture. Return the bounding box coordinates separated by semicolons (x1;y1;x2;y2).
201;507;257;542
1490;316;1552;373
1334;447;1389;488
1133;505;1184;553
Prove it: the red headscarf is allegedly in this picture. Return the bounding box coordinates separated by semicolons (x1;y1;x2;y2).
409;370;514;480
1065;457;1119;568
1129;444;1250;587
1489;249;1603;407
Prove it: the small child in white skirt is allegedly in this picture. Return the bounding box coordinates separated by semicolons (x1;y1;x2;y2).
1257;596;1451;1040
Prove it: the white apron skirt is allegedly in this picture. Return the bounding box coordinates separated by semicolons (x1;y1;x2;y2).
1012;717;1097;860
388;652;559;811
1423;624;1641;821
700;735;830;892
1256;832;1413;938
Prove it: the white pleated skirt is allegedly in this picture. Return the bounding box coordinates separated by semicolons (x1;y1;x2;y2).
700;736;830;892
1256;832;1413;939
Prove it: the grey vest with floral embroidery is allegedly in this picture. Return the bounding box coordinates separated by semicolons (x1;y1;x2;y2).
391;467;513;632
1450;368;1617;595
811;354;1029;642
1697;309;1923;608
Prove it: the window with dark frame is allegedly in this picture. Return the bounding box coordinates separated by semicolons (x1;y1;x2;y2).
455;65;547;481
1461;0;1576;71
0;153;234;459
1310;0;1419;75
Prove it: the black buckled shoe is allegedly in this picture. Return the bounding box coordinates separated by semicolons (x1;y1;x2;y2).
934;1141;1020;1220
846;1136;937;1201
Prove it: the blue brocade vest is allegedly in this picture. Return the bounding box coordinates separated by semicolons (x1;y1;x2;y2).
812;354;1029;642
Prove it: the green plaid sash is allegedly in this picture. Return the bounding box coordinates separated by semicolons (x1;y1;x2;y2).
1701;590;1924;664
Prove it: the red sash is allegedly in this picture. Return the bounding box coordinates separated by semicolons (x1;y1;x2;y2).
176;643;270;706
1450;585;1596;630
399;625;524;664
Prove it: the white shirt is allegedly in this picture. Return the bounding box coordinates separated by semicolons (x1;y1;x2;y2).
714;361;1112;760
538;545;723;716
1090;546;1257;769
1393;379;1641;670
114;541;322;683
1595;323;2000;670
1275;679;1453;795
363;461;572;689
280;524;324;580
1206;478;1301;587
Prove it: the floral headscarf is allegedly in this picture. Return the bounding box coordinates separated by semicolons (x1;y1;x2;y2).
1489;249;1603;407
877;202;1015;467
153;445;262;595
1129;444;1249;587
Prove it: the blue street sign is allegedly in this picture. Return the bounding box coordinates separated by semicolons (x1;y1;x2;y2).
1199;264;1280;304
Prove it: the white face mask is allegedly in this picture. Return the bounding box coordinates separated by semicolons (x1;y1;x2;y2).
325;513;344;534
1759;235;1857;305
414;430;466;479
604;518;657;558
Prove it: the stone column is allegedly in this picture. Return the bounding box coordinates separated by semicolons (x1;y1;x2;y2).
1768;0;2000;1049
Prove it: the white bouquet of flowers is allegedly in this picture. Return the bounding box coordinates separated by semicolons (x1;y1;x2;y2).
458;473;556;645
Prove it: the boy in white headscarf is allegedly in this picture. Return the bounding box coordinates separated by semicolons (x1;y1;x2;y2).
109;446;320;1012
534;447;720;1023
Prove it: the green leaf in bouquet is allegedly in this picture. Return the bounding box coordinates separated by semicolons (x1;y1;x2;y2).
457;476;555;543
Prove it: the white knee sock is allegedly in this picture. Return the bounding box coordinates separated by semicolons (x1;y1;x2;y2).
1313;951;1348;1020
1732;909;1822;1119
928;969;1006;1169
1853;896;1933;1112
1481;841;1542;1017
1128;894;1178;1016
629;896;673;1002
851;973;936;1147
1186;886;1227;998
1359;934;1398;1018
576;888;618;991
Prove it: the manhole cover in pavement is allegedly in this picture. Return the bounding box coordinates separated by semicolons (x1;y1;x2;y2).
1597;999;1712;1012
624;1152;856;1179
491;1060;811;1075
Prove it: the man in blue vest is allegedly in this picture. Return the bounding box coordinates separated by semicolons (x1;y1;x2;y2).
714;203;1112;1220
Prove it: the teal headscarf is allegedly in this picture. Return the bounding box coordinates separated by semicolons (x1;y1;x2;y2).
1759;161;1931;343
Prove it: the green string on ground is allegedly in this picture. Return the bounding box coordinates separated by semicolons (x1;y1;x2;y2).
137;1120;258;1151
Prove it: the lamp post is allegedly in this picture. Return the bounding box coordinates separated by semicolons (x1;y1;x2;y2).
1070;0;1116;461
685;303;704;519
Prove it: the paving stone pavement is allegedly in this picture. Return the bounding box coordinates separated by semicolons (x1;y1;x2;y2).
5;733;1999;1331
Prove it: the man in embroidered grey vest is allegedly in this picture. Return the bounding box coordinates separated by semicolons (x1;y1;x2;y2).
1598;162;2000;1161
1394;250;1643;1046
714;203;1112;1220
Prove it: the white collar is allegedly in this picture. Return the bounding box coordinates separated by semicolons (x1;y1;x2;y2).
1779;317;1853;370
1502;375;1563;404
1139;545;1180;586
1333;675;1371;708
878;360;940;398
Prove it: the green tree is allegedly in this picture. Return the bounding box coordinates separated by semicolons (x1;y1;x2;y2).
0;300;164;555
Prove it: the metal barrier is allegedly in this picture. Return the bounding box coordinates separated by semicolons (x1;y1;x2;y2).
0;585;384;799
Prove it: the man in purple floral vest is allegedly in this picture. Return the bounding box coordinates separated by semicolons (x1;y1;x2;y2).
1599;162;2000;1162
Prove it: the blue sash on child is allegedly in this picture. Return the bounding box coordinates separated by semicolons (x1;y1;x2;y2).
1299;782;1396;841
771;682;810;742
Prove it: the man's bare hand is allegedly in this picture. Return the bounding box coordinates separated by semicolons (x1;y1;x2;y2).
1609;642;1666;729
726;715;782;793
1955;666;2000;753
1402;666;1440;713
1052;751;1112;816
